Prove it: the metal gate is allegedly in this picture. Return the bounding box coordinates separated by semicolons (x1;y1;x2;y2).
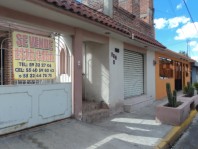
0;28;72;135
0;84;72;135
124;50;144;98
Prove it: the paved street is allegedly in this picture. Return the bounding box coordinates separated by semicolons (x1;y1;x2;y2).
173;114;198;149
0;101;173;149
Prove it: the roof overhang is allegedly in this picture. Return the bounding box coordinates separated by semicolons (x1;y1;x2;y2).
0;0;166;51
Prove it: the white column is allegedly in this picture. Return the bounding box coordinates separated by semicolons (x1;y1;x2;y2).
145;50;156;100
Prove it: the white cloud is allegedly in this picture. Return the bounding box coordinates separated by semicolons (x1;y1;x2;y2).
154;18;167;29
175;22;198;40
176;3;182;10
154;16;190;29
191;44;198;52
187;41;198;52
191;56;198;61
189;41;197;47
168;16;190;28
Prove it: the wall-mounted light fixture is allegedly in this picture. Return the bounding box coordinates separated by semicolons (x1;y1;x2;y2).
153;60;156;66
105;31;111;35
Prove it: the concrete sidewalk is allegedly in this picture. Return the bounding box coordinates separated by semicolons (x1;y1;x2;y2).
0;100;174;149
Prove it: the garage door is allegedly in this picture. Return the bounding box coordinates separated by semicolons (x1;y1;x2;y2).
124;50;144;98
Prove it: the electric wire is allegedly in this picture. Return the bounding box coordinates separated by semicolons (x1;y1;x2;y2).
168;0;196;58
155;0;198;60
168;0;188;43
182;0;198;34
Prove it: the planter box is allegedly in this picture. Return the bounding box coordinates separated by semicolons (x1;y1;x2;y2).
156;100;192;126
178;94;198;108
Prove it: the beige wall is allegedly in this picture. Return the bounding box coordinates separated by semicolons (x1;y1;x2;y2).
82;42;109;104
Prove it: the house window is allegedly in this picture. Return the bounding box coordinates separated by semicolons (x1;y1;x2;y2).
159;57;173;79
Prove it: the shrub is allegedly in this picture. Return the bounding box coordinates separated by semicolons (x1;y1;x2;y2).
183;86;188;94
183;82;195;97
166;83;177;107
194;82;198;94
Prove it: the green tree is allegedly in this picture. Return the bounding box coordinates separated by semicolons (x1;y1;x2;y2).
179;51;188;57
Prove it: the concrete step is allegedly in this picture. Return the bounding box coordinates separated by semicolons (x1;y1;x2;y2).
82;101;108;113
124;95;153;113
82;101;101;113
82;109;110;123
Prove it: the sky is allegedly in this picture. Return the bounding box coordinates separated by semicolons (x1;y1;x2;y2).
154;0;198;61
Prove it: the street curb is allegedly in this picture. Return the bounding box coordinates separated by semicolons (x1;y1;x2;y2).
155;110;197;149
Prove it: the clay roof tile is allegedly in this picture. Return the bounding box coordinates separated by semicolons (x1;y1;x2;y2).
45;0;165;48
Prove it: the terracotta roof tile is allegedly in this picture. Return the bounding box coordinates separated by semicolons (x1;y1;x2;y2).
44;0;165;48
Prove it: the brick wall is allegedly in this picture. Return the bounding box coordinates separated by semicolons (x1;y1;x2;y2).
140;0;154;25
81;0;104;12
81;0;155;38
139;20;154;37
113;6;139;29
113;5;154;37
118;0;140;17
118;0;133;13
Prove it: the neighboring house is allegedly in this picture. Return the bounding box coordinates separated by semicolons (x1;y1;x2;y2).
79;0;164;115
155;49;195;100
191;62;198;84
0;0;190;134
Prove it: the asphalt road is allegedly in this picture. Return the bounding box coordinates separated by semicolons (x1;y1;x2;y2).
173;114;198;149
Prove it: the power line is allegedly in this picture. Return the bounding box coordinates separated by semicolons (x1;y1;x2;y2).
182;0;198;34
166;0;193;57
168;0;175;15
168;0;188;42
166;40;187;47
183;0;198;59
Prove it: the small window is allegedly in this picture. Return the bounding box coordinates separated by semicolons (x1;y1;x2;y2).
159;57;173;79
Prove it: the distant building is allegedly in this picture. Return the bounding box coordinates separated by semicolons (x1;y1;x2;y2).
191;62;198;84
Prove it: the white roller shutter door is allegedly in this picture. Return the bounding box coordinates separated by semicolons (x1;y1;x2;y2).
124;50;144;98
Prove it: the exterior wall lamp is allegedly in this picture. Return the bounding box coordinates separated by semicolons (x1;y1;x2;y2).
153;60;157;66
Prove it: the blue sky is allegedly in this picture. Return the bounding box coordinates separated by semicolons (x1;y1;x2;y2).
154;0;198;61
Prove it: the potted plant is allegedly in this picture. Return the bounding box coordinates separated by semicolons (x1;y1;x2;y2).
183;82;194;97
156;83;192;125
178;82;198;109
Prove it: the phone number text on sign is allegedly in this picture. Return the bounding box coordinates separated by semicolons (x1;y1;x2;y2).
12;31;56;80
